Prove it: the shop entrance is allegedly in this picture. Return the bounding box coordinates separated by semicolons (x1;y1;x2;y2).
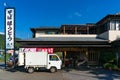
65;51;88;68
54;48;100;68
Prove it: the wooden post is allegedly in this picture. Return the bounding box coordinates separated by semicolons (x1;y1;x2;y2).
85;48;88;58
63;26;65;34
98;51;100;65
75;27;77;34
85;48;89;65
87;26;89;34
63;51;66;67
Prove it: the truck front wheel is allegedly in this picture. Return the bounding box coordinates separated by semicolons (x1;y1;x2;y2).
28;67;34;73
50;67;57;73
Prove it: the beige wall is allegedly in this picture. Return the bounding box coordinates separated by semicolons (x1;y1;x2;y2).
35;31;46;37
98;30;120;42
35;30;120;42
109;31;120;42
35;34;97;38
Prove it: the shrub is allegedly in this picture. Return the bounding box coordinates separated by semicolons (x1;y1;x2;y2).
103;63;112;68
112;65;118;70
103;63;118;70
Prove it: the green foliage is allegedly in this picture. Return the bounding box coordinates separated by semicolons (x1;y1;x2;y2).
55;52;63;60
103;63;112;68
99;50;119;70
99;51;116;64
0;55;4;62
15;38;21;49
103;63;118;70
0;34;5;49
0;34;21;50
0;53;11;62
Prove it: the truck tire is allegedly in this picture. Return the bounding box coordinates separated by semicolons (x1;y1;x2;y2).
28;67;34;73
50;67;57;73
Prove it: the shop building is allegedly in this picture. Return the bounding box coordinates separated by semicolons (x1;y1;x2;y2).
17;13;120;67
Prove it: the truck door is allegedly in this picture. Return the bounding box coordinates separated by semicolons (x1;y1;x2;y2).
47;54;62;69
18;52;24;66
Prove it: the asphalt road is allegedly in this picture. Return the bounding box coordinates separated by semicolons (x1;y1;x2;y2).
0;68;63;80
0;63;120;80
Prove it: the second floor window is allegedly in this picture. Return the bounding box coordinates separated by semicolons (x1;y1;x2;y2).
110;20;120;30
116;21;120;30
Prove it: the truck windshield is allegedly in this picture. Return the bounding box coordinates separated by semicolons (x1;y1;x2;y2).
49;55;59;61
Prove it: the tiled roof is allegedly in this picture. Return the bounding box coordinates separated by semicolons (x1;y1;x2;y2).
21;37;108;42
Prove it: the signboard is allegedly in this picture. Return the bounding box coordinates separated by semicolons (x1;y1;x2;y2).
5;8;15;49
36;48;54;54
19;48;54;54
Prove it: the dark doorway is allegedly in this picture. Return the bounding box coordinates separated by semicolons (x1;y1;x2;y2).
65;51;88;68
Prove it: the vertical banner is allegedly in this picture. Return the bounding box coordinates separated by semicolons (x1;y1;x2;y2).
5;8;15;69
5;8;15;49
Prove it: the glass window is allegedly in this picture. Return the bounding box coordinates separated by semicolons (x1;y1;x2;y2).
116;21;120;30
110;20;120;30
110;21;116;30
49;55;59;61
106;22;110;30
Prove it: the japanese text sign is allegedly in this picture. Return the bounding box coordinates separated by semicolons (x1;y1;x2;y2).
5;8;15;49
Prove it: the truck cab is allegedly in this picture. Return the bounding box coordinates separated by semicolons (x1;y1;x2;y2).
47;54;62;72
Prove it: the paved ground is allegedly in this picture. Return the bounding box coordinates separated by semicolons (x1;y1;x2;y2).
0;67;63;80
0;63;120;80
63;68;120;80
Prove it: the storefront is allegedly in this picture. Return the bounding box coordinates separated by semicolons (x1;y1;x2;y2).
17;37;112;67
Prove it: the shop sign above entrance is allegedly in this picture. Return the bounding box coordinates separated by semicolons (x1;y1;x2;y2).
19;48;54;54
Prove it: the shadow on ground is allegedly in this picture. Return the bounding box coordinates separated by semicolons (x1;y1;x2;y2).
5;66;26;72
88;68;120;80
63;66;120;80
5;66;50;73
0;62;26;73
1;63;120;80
0;63;5;68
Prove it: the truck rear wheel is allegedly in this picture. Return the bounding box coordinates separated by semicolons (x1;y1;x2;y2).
50;67;57;73
28;67;34;73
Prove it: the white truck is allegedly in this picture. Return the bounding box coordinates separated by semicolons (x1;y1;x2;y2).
18;52;62;73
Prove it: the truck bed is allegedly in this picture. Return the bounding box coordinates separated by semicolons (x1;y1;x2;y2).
25;52;48;66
